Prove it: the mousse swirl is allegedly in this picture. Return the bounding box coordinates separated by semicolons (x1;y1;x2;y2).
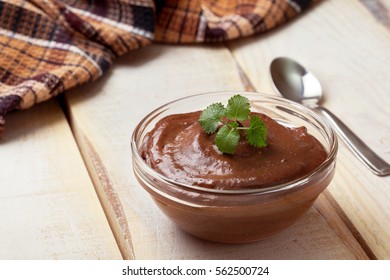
141;111;327;190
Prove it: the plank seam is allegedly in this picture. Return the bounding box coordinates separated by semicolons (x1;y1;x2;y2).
317;190;377;260
58;95;135;260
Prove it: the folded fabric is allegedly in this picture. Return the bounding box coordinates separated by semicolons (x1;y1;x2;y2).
0;0;314;137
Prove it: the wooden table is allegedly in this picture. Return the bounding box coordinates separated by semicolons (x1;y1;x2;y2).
1;0;389;260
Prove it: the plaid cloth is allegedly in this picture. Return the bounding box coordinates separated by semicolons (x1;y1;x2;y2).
0;0;313;137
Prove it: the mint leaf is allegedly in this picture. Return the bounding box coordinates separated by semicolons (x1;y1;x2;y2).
225;95;250;121
214;124;240;154
198;94;268;154
198;103;225;134
246;115;267;148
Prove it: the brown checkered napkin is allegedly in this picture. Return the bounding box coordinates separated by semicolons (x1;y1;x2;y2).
0;0;313;137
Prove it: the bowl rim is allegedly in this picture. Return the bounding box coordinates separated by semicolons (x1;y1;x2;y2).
131;91;338;195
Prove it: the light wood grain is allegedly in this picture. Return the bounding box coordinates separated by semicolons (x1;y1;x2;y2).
64;43;369;259
228;0;390;258
0;100;121;259
67;123;135;260
360;0;390;28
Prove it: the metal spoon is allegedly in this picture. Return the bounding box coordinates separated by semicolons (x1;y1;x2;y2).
270;56;390;176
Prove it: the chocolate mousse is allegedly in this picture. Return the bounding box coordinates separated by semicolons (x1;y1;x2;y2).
141;111;327;190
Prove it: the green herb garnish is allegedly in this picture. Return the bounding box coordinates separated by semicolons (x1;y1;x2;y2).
199;94;267;154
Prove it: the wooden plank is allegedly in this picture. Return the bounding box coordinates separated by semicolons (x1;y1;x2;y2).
228;0;390;259
0;100;121;259
64;43;368;259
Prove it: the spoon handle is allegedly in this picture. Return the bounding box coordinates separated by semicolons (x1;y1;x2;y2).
316;106;390;176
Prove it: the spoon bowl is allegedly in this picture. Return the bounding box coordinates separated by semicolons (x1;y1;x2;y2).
270;57;322;105
270;57;390;176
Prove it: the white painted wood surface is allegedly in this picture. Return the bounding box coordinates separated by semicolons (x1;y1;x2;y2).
0;100;121;259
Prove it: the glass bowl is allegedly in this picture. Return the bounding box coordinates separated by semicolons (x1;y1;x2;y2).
131;92;338;243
